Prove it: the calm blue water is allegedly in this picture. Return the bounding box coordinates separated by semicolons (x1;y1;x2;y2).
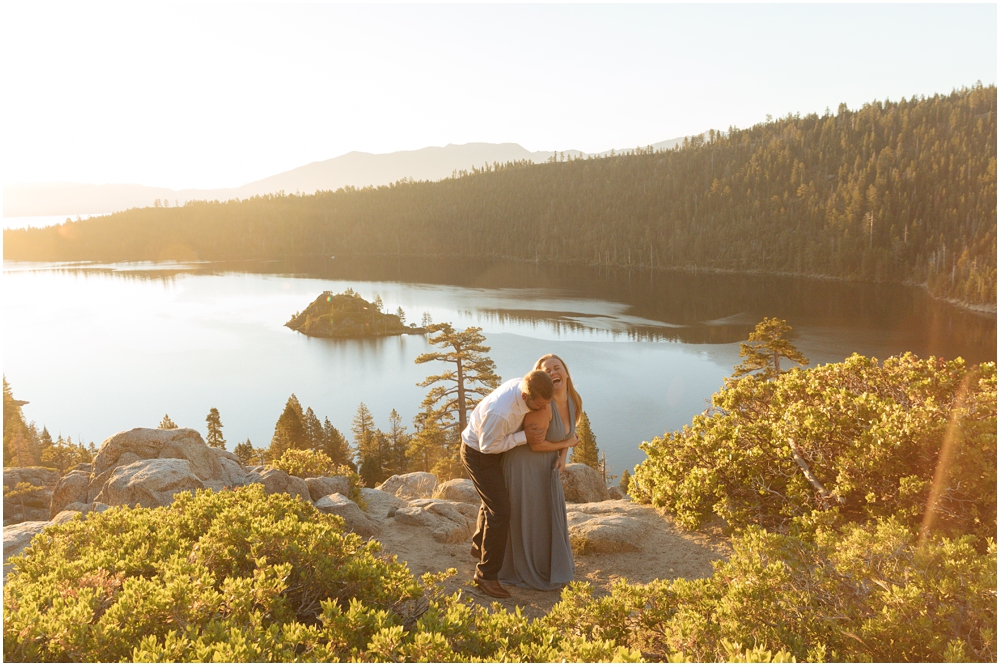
3;258;995;475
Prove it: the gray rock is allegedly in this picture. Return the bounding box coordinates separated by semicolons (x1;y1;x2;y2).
3;520;50;577
315;493;380;539
88;427;248;502
607;486;624;500
559;463;611;503
432;478;480;505
206;447;249;490
246;468;310;502
565;500;646;554
3;467;60;524
359;487;408;521
52;510;82;524
61;501;111;517
50;470;91;518
377;472;438;500
306;476;350;502
394;498;478;544
94;459;205;508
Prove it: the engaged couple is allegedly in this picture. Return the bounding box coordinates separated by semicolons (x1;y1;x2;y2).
461;354;582;598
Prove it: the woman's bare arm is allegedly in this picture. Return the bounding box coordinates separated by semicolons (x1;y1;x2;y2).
528;433;579;453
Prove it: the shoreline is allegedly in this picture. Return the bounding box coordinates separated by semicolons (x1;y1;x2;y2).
6;252;996;318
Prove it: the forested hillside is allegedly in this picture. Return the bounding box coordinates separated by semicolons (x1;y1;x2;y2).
5;85;995;306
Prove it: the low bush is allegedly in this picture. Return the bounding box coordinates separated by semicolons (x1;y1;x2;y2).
3;486;637;662
268;448;364;505
543;519;996;662
630;353;997;541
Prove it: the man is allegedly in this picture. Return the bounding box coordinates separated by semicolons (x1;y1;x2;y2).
461;369;554;598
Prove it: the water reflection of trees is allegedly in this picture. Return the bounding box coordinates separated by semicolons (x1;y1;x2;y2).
475;308;755;344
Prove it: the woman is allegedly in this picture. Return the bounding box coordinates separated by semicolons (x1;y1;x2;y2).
498;354;581;590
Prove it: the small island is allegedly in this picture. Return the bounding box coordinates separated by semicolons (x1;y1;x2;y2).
286;289;424;338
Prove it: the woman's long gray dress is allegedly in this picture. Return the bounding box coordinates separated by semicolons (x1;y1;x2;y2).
498;399;576;590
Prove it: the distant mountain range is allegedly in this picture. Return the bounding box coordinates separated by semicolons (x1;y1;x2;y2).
4;137;691;217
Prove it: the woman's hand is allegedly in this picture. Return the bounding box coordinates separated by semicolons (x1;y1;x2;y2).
553;447;568;472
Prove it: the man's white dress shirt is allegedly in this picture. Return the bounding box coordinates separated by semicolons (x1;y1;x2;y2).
461;377;530;454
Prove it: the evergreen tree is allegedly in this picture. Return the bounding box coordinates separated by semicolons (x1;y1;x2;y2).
302;407;323;450
352;403;383;486
414;323;500;479
270;394;306;459
233;439;255;466
571;411;601;470
3;377;37;467
619;468;632;495
205;408;226;449
732;317;810;381
386;409;410;476
158;414;178;429
321;417;352;469
406;414;447;474
395;307;406;325
415;323;501;435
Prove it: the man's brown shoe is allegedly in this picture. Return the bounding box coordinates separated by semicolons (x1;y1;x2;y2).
470;544;482;560
473;575;511;599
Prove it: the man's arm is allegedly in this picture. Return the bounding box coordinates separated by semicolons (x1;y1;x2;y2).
477;413;527;454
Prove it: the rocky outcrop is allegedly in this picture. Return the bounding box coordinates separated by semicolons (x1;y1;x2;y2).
306;476;350;502
378;472;438;500
87;428;248;503
360;488;408;521
246;468;310;501
566;500;646;553
94;459;205;508
432;478;480;505
607;486;624;500
3;520;50;577
49;469;91;518
315;493;380;539
4;467;61;525
559;463;610;503
394;498;477;544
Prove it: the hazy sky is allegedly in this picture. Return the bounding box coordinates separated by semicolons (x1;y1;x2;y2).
3;3;996;190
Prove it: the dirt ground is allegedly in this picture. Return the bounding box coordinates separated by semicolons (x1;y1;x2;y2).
375;502;730;618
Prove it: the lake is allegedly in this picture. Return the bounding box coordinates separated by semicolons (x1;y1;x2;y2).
3;256;995;476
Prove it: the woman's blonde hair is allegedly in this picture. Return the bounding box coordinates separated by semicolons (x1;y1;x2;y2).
533;354;583;425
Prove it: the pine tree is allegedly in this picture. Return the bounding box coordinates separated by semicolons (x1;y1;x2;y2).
205;408;226;449
415;323;501;436
352;403;383;486
732;317;810;381
619;468;632;495
233;439;255;466
321;418;352;469
270;394;305;459
406;414;447;473
302;407;323;450
395;306;406;325
571;411;601;470
159;414;178;429
386;409;410;476
414;323;500;479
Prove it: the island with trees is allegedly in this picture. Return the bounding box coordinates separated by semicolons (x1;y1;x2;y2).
285;289;423;338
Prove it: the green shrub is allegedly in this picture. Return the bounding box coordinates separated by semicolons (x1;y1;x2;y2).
631;353;997;541
542;519;997;662
2;487;638;662
268;448;364;506
3;485;419;662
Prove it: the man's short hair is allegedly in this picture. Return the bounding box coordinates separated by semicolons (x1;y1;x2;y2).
520;370;554;401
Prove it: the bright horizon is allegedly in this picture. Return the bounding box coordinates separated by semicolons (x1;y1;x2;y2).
3;3;996;191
